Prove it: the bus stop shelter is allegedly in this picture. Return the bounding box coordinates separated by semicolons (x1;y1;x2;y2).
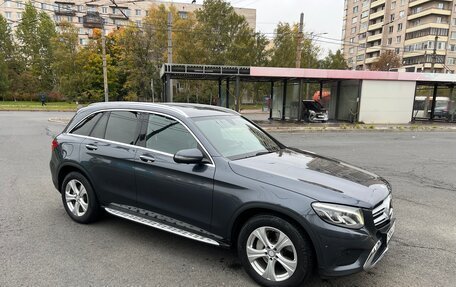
160;64;456;123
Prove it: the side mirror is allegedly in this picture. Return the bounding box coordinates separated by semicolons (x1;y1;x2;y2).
174;148;205;164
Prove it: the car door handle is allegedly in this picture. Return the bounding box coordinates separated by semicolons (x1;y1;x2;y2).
85;144;98;151
139;155;155;163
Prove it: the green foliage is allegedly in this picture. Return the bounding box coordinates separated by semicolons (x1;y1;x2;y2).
270;23;320;68
3;0;345;105
320;50;348;70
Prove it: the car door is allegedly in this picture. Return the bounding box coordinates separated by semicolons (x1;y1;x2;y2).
79;110;141;206
134;112;215;232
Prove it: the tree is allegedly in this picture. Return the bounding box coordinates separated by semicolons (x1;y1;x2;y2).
15;2;56;95
52;22;82;100
0;15;14;100
0;53;9;100
370;50;401;71
270;22;320;68
320;50;348;70
194;0;258;65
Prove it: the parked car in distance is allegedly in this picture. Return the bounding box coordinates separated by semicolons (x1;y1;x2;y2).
50;102;395;287
302;100;328;122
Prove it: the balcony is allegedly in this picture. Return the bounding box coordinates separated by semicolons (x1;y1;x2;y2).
83;12;104;29
402;50;446;58
408;7;451;21
409;0;452;8
369;9;385;20
366;46;381;54
367;33;382;42
406;22;449;33
368;21;384;31
370;0;386;9
365;56;379;64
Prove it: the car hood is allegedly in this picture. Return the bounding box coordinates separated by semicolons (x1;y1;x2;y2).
228;148;390;208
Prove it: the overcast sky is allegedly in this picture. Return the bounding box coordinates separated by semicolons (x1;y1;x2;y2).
176;0;345;57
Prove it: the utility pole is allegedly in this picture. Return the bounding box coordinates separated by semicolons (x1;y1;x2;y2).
101;30;109;102
296;13;304;121
150;79;154;103
295;13;304;68
167;11;173;102
431;35;438;73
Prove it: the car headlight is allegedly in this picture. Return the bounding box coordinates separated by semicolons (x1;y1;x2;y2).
312;202;364;229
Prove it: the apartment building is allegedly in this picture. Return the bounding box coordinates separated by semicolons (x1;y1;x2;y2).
1;0;256;46
342;0;456;73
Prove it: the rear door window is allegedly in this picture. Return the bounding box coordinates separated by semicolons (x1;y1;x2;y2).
145;114;197;154
90;112;109;139
104;111;140;145
71;112;103;136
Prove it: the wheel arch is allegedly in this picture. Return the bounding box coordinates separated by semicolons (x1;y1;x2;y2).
57;163;94;194
229;203;321;265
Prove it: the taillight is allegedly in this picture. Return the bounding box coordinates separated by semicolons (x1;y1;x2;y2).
51;138;59;151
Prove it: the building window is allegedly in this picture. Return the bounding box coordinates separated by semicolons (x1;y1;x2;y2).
390;14;395;21
349;47;354;54
396;36;401;43
352;16;358;24
450;44;456;51
388;26;394;33
17;12;22;20
353;6;358;13
135;9;141;16
77;5;83;12
16;1;23;8
400;0;405;5
361;10;368;18
362;0;368;8
447;58;456;65
88;6;97;12
391;1;396;9
350;37;355;43
360;22;368;30
5;1;11;8
397;23;403;32
5;11;12;20
78;17;83;23
41;3;47;10
395;48;400;54
102;7;108;14
399;11;404;18
451;32;456;39
387;38;392;45
436;17;442;24
437;3;444;9
351;27;356;34
135;20;141;27
67;16;72;22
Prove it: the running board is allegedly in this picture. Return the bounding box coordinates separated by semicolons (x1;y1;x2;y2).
104;207;220;246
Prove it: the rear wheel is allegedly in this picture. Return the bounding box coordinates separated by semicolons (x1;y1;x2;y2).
237;215;313;287
61;172;100;223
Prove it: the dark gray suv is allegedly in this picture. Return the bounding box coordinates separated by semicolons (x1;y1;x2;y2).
50;102;395;287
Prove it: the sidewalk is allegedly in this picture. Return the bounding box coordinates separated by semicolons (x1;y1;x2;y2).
239;110;456;132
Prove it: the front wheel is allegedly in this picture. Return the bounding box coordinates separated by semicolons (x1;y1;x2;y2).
61;172;100;224
237;215;313;287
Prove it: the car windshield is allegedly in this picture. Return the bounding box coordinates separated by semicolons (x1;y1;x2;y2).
193;116;281;160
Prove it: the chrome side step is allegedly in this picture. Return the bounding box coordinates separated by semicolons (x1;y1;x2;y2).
104;207;220;246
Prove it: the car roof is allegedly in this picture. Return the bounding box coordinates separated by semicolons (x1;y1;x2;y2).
84;102;240;118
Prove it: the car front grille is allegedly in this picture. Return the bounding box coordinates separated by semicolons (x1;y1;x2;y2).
372;195;393;228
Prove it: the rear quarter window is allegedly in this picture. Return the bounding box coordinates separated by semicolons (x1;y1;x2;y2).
71;112;103;136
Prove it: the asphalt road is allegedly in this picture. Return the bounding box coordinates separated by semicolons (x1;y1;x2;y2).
1;111;455;287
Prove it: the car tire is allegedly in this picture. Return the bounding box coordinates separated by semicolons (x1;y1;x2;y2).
237;215;313;287
61;172;100;224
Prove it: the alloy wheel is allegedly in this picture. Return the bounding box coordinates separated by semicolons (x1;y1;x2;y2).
246;226;297;282
65;179;89;217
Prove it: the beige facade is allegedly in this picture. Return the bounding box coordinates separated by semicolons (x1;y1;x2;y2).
342;0;456;73
1;0;256;46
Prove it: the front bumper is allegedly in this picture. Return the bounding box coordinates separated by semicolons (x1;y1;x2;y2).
308;212;396;278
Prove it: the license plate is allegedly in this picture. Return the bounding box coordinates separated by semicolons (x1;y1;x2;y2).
387;221;395;244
